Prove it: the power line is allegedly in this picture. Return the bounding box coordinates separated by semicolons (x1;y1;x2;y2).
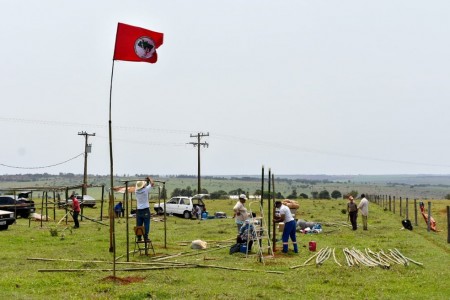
2;116;449;169
0;153;84;169
188;132;209;193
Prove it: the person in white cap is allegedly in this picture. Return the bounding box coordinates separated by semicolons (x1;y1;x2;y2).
135;176;154;241
233;194;248;232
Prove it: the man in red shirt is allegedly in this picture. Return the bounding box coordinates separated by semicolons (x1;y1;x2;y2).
71;194;81;228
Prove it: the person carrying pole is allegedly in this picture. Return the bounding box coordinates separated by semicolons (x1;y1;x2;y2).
274;201;298;254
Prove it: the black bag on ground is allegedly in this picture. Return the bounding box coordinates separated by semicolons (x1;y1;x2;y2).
402;219;413;230
229;243;241;254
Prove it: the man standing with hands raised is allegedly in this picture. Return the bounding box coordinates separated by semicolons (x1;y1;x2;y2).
135;176;154;241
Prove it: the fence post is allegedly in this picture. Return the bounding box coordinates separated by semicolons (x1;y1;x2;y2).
389;195;391;212
393;196;396;214
447;206;449;243
427;201;431;232
447;206;450;243
405;198;409;220
400;197;402;217
414;199;418;226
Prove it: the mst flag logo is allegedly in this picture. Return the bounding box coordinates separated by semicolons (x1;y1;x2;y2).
113;23;164;63
134;37;155;59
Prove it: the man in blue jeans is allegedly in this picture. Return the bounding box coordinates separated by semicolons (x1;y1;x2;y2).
274;201;298;253
135;177;154;241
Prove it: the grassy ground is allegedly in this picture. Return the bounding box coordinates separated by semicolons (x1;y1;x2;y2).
0;198;449;299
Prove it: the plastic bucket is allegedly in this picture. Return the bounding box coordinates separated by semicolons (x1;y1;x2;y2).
240;244;247;253
309;241;317;252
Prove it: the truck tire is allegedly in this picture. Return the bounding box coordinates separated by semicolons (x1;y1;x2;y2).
20;212;30;219
156;207;164;215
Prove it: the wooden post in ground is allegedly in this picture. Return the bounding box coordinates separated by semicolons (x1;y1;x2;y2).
100;184;105;220
389;195;391;212
125;181;129;262
399;197;402;217
405;198;409;220
393;196;396;214
447;206;449;243
414;199;418;226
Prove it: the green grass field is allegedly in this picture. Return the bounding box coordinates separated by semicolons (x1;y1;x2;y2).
0;198;449;299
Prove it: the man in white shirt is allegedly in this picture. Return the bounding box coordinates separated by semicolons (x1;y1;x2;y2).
233;194;248;232
135;176;154;241
358;194;369;230
274;201;298;253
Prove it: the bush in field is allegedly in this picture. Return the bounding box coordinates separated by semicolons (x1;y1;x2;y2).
331;190;342;199
319;190;331;199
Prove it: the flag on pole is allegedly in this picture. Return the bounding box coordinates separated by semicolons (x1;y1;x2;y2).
113;23;164;63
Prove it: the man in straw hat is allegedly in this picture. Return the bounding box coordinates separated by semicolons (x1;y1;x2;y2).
135;176;154;241
233;194;248;233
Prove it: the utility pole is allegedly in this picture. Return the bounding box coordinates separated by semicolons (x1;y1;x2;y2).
188;132;209;194
78;131;96;197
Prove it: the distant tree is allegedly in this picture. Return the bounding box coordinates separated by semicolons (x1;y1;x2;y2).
160;186;167;199
276;192;284;199
287;189;298;199
445;194;450;200
299;193;309;199
209;190;228;199
331;190;342;199
171;188;181;197
171;186;194;197
229;188;245;196
193;188;208;195
344;190;358;199
319;190;331;199
311;191;319;199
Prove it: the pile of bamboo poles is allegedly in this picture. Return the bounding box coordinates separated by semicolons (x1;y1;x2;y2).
343;248;423;268
291;247;422;269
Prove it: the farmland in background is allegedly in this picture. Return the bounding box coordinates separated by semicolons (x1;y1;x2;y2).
1;173;450;200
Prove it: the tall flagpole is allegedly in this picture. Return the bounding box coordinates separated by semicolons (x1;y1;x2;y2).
108;59;116;277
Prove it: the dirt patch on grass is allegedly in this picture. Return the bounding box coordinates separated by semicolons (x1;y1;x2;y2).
101;275;145;285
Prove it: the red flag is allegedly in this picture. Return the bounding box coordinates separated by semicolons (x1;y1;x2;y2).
113;23;164;63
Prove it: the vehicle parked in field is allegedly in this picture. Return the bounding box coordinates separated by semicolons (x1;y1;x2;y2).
0;209;15;230
153;194;208;219
0;196;35;218
58;195;97;208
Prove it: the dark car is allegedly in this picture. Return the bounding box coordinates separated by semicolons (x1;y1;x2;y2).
0;196;35;218
0;209;15;230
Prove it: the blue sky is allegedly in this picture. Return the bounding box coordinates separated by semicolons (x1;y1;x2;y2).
1;1;450;176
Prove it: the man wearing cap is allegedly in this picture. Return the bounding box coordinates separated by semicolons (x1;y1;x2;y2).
274;201;298;254
135;176;154;241
347;195;358;230
358;194;369;230
233;194;248;232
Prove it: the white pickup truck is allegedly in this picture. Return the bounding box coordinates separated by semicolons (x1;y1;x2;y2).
153;194;208;219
